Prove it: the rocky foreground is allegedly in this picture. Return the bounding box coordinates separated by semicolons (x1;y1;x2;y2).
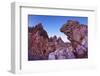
28;20;88;60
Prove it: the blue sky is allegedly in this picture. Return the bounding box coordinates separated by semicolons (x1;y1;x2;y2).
28;15;88;42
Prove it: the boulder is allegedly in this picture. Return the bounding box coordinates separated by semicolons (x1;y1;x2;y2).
48;47;75;60
60;20;88;58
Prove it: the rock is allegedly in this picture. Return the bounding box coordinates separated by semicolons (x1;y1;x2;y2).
28;23;49;60
28;23;66;60
57;37;65;45
48;52;56;60
60;20;88;58
48;47;75;60
28;20;88;60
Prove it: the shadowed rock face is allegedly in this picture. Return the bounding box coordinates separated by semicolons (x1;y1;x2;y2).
60;20;88;58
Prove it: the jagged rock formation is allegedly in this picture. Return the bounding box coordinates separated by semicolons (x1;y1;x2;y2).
28;20;88;60
28;23;67;60
28;23;49;60
60;20;88;58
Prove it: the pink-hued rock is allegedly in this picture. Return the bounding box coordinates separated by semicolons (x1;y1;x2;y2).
28;23;66;60
28;20;88;60
28;23;49;60
60;20;88;58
